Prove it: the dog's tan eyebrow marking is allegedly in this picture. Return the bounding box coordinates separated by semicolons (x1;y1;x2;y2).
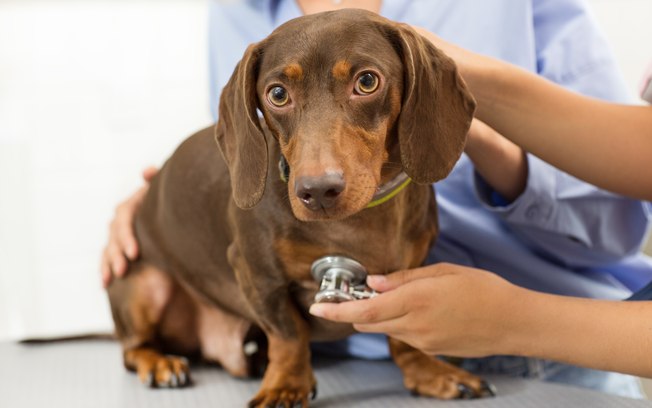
283;63;304;81
332;60;351;81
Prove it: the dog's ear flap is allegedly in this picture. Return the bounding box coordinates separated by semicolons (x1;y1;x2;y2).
388;25;476;184
215;43;268;209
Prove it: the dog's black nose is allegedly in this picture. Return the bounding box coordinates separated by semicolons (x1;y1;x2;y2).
295;173;345;210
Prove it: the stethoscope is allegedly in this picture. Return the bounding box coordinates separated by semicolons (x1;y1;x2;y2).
311;255;377;303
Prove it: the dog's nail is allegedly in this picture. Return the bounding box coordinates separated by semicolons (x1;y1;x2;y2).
145;372;154;388
457;383;474;399
170;373;179;388
292;401;304;408
480;380;497;397
178;371;188;386
310;385;318;400
409;388;420;397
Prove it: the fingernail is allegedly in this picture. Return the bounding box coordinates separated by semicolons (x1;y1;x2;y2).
367;275;386;286
309;304;325;318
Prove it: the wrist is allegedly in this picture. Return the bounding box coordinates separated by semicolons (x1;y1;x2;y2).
495;285;543;357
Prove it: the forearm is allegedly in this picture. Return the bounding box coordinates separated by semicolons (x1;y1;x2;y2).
465;120;527;202
418;29;652;201
471;60;652;201
506;288;652;377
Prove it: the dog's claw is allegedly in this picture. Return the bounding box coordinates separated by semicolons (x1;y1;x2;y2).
145;372;155;388
310;385;317;400
457;383;475;399
480;380;497;397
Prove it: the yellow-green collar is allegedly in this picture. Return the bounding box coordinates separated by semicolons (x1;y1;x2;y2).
365;172;411;208
278;156;411;208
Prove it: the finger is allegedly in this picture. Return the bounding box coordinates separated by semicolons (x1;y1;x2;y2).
107;242;128;278
113;201;140;260
112;255;128;278
353;318;406;336
309;291;408;324
117;223;139;261
101;250;112;288
368;263;458;292
352;309;409;333
142;166;159;182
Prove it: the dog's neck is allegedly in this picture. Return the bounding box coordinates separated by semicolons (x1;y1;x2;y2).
278;156;411;208
366;171;411;208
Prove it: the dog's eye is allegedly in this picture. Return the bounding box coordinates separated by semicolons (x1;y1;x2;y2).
268;86;290;107
355;73;379;94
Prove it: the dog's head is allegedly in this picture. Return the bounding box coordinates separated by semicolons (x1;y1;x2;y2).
216;9;475;221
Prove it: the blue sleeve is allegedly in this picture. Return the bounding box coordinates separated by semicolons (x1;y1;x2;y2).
474;0;651;267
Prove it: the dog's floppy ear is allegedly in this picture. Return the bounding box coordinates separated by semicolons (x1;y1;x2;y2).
387;24;476;183
215;43;268;209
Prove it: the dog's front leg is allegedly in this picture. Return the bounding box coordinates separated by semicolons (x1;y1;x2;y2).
388;338;495;400
228;245;316;408
249;305;316;408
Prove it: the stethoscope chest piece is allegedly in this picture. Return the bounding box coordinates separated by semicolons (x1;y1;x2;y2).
311;255;377;303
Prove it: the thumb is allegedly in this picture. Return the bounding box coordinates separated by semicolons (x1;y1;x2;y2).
367;263;459;292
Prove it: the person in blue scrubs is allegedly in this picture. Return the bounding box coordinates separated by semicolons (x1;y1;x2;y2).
101;0;652;397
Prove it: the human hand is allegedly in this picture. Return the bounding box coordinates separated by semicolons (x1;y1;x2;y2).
100;166;158;287
309;263;524;357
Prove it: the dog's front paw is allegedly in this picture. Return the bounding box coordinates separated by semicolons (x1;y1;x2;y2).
248;377;317;407
402;359;495;399
390;339;494;400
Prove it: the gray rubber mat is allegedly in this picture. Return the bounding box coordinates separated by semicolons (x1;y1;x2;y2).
0;340;648;407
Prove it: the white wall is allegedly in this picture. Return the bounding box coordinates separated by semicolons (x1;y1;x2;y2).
589;0;652;101
0;0;211;340
0;0;650;342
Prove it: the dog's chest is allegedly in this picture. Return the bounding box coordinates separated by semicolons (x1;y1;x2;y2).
274;219;431;283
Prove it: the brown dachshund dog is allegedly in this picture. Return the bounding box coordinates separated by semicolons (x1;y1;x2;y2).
107;9;492;407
